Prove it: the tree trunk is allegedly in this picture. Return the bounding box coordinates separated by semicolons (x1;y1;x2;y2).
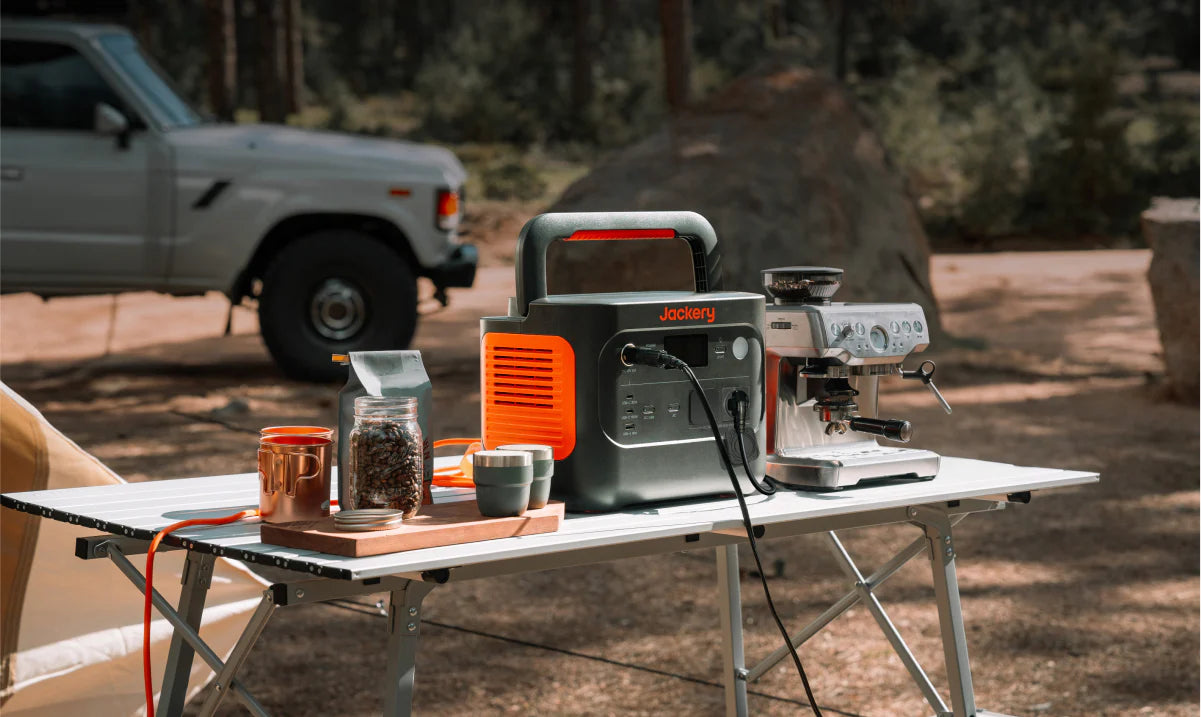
834;0;850;81
765;0;785;42
572;0;594;115
126;0;155;56
204;0;237;121
255;0;287;123
399;0;426;86
370;0;393;92
1144;198;1200;401
599;0;617;39
283;0;303;113
658;0;691;112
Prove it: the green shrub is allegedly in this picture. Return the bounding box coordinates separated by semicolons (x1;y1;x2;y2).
412;4;550;145
479;156;548;201
861;12;1197;242
1024;38;1138;236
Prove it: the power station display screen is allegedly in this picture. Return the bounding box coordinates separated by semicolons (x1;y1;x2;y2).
664;333;708;368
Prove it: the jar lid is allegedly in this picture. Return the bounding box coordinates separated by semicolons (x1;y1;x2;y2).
335;509;404;524
334;509;405;532
496;444;554;462
473;450;532;468
354;395;417;417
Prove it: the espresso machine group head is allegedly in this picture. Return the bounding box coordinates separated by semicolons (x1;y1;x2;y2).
762;266;951;490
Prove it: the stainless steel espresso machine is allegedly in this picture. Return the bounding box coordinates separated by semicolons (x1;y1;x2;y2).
763;266;952;490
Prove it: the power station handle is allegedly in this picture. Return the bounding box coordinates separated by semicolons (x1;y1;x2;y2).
848;416;913;443
513;211;723;316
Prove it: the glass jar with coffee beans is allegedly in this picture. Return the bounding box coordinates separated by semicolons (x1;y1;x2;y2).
346;396;424;518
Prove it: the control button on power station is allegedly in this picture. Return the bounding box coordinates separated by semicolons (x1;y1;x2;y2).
914;320;923;332
732;336;749;360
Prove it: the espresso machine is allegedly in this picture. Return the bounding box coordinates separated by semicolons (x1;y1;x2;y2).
763;266;952;490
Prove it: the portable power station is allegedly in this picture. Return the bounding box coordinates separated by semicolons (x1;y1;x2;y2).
480;211;765;512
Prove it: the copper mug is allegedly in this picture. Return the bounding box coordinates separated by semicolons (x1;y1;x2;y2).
258;434;332;523
261;425;334;440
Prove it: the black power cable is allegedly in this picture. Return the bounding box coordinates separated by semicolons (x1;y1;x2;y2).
317;600;867;717
619;344;824;717
728;390;776;496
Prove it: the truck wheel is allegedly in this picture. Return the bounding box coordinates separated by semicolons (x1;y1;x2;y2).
258;230;418;381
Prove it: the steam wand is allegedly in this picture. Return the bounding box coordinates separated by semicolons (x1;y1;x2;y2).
901;360;952;414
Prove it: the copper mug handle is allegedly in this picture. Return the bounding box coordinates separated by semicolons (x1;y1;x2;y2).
258;449;283;495
284;451;322;497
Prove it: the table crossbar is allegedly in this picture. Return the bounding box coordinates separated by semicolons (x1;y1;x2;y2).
102;544;268;715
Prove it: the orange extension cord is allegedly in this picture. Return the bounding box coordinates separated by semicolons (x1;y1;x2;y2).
143;509;259;717
142;438;481;715
430;437;482;487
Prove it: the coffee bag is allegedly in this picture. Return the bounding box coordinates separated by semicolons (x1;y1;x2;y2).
337;351;432;508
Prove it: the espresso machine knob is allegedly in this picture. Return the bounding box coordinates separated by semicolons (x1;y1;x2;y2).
848;416;913;442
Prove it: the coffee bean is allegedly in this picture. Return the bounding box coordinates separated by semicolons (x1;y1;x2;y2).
347;418;424;519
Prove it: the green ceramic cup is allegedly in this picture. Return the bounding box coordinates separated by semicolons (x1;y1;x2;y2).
473;450;533;517
497;444;554;509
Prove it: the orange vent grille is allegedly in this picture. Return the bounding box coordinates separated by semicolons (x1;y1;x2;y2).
483;333;576;459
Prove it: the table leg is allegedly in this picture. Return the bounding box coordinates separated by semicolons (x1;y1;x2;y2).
104;544;268;714
383;580;436;716
159;550;215;716
916;509;977;717
196;591;276;716
716;544;749;717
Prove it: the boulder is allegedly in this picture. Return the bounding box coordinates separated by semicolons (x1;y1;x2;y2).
1143;198;1199;400
547;64;943;338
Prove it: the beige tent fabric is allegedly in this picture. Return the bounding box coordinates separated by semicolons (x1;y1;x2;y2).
0;382;47;694
0;383;268;716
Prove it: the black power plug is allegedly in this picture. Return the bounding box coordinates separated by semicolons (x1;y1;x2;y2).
619;343;685;370
726;389;749;422
726;389;775;496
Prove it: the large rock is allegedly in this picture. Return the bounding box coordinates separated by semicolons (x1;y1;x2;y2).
1144;198;1199;400
547;64;943;337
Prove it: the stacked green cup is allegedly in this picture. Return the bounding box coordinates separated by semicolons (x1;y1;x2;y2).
496;444;554;509
472;450;533;517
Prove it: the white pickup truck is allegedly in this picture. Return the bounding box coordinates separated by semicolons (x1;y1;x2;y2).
0;19;476;380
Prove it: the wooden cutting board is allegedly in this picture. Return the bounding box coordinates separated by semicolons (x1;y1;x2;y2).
260;501;565;558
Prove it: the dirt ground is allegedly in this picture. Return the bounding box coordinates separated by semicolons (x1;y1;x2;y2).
1;247;1196;716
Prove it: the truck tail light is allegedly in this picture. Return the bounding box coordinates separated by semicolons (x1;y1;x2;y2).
436;189;460;231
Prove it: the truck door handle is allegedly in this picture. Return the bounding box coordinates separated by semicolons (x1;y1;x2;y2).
1;166;24;181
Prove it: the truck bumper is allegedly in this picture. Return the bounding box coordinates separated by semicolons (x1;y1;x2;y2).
428;243;478;289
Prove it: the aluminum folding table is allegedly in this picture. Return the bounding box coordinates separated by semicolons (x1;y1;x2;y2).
0;456;1097;717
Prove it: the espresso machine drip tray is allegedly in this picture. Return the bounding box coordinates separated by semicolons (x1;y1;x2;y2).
768;441;941;491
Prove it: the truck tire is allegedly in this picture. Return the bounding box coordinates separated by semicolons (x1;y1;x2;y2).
258;230;418;381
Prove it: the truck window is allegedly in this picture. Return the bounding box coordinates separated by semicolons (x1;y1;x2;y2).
1;39;128;130
97;34;200;129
